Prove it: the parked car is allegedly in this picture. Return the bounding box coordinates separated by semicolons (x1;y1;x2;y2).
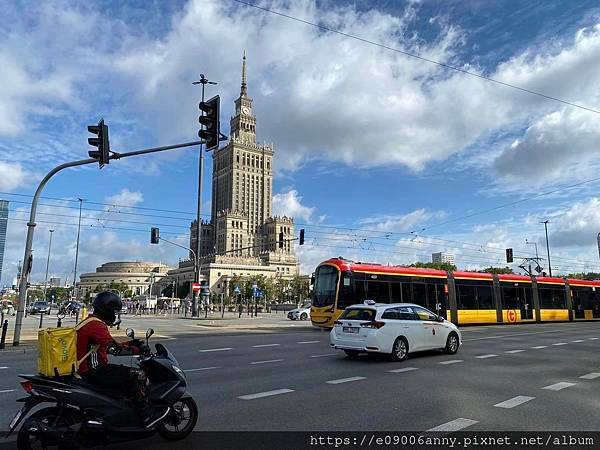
330;300;461;361
29;301;51;315
288;300;312;321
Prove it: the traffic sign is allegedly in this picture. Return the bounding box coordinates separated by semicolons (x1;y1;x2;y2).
234;285;241;294
192;283;201;292
507;309;517;322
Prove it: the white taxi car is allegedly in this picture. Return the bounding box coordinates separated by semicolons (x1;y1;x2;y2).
330;301;461;361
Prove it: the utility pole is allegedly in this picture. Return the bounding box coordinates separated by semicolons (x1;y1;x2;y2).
72;198;83;300
192;74;217;317
541;220;552;277
42;229;54;302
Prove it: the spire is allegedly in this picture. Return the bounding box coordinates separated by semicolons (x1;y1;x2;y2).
241;50;247;97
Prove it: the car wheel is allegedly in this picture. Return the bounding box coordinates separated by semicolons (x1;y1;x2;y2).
300;313;308;321
390;337;409;362
344;349;360;358
445;332;459;354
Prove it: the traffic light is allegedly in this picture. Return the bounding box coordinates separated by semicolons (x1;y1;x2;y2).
150;227;160;244
198;95;220;150
299;229;305;245
506;248;513;263
87;119;110;168
278;231;284;249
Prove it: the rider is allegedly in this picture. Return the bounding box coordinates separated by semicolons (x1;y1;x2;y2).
77;291;169;428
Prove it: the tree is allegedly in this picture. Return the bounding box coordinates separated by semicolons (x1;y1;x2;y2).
566;272;600;281
479;266;515;274
45;287;70;302
410;261;457;272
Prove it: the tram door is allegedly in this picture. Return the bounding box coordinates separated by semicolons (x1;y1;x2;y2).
427;283;447;319
501;285;534;320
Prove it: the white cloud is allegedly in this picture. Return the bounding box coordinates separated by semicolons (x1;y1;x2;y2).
105;189;144;208
0;161;27;190
358;209;446;233
549;197;600;248
272;189;315;222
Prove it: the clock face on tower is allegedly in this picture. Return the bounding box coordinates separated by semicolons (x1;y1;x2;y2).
242;106;250;115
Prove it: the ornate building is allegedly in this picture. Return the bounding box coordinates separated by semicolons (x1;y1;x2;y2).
169;53;299;297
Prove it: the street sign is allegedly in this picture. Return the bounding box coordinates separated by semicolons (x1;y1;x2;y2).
234;285;241;294
192;283;201;292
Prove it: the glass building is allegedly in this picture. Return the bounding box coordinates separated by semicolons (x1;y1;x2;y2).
0;200;8;285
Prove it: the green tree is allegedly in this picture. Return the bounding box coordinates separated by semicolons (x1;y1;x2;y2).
479;266;515;274
410;262;457;272
566;272;600;281
45;287;70;302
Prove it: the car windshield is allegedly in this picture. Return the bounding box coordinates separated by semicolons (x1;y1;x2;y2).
340;308;376;321
35;302;48;306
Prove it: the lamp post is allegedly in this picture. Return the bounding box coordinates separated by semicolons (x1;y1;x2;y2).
541;220;552;276
42;229;54;302
72;198;83;300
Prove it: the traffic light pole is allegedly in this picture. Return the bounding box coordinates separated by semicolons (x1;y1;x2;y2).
12;139;202;345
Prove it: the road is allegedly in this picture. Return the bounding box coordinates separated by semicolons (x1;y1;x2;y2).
1;321;600;448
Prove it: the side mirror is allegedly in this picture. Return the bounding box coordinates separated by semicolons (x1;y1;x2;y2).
126;328;135;339
146;328;154;340
437;315;445;323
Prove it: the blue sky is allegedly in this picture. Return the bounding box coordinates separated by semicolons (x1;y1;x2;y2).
1;0;600;285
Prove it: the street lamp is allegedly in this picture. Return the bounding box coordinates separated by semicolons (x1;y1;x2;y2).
42;230;55;302
540;220;552;277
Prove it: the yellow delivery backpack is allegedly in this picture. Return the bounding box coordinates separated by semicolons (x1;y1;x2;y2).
37;316;101;377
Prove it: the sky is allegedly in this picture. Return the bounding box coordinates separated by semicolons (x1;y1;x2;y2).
1;0;600;286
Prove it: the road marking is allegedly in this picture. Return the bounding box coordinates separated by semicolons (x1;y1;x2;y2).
250;359;284;365
542;382;576;391
198;348;233;353
439;360;463;365
494;396;535;409
505;349;525;354
531;345;548;349
0;389;15;394
552;342;567;346
579;372;600;380
326;376;366;384
184;367;219;372
475;354;498;359
388;367;419;373
463;329;565;342
588;338;598;340
310;354;337;358
252;344;281;348
238;389;295;400
0;367;8;370
572;340;584;343
297;340;320;344
427;418;478;432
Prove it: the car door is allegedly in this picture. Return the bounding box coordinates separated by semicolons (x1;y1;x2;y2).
413;306;445;349
383;306;423;351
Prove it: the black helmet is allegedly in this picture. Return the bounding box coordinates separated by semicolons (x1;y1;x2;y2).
92;291;122;325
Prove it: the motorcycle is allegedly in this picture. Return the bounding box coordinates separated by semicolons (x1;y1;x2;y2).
7;328;198;449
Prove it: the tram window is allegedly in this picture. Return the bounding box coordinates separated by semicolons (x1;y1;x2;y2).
391;283;401;302
412;284;427;307
457;285;477;309
539;287;567;308
477;285;494;309
346;280;366;308
401;283;412;303
501;287;520;309
365;281;391;303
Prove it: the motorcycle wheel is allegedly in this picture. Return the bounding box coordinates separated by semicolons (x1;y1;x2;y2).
17;407;82;450
157;397;198;441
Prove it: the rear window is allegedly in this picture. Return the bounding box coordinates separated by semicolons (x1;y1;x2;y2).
340;308;375;321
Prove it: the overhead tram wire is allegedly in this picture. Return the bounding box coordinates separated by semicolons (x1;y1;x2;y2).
232;0;600;115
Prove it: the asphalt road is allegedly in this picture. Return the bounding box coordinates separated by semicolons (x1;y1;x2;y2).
1;321;600;447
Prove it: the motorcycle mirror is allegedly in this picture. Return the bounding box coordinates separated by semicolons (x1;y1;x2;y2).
146;328;154;340
126;328;135;339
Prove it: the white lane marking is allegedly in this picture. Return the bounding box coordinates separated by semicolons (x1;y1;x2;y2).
250;359;284;365
310;354;337;358
463;329;565;342
198;348;232;353
542;382;576;391
238;389;295;400
579;372;600;380
552;342;568;346
252;344;280;348
184;367;219;372
505;350;525;354
388;367;419;373
475;354;498;359
0;367;8;370
494;396;535;409
588;337;598;340
572;340;584;343
439;360;463;365
427;418;478;432
531;345;548;349
0;389;15;394
297;340;320;344
326;376;366;384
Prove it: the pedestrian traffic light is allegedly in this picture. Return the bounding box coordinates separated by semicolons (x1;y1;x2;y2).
278;231;284;249
299;229;305;245
506;248;513;263
198;95;220;150
87;119;110;168
150;227;160;244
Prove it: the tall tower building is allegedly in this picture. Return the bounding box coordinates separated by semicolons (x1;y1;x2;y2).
0;200;8;284
185;52;299;290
